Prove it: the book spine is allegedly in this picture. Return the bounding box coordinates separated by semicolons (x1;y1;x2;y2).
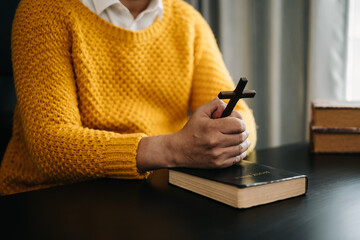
311;126;360;134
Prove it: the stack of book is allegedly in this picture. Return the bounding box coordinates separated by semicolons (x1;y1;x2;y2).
310;100;360;153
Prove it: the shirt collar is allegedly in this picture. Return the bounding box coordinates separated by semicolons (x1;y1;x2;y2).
93;0;119;15
143;0;164;20
92;0;164;19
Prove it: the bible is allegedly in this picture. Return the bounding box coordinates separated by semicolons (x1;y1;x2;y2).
169;161;307;209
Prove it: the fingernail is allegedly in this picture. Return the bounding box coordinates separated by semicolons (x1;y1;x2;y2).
241;152;247;159
246;139;251;146
245;130;249;136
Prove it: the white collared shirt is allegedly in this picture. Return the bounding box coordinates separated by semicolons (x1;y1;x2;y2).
81;0;163;31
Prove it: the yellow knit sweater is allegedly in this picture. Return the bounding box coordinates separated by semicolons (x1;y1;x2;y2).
0;0;257;195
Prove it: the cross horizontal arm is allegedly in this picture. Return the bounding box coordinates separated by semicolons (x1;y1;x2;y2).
218;91;235;99
241;90;256;98
218;90;256;99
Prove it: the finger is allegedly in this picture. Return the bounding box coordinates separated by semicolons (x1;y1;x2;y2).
211;98;227;119
232;152;247;165
212;140;250;168
224;139;250;157
213;117;246;134
229;110;242;119
220;152;247;168
215;130;249;148
198;98;226;119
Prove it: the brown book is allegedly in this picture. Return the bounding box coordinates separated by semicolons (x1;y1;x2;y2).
310;100;360;153
310;126;360;153
311;100;360;128
169;161;307;209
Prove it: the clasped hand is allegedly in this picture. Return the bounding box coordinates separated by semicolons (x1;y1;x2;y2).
136;98;251;171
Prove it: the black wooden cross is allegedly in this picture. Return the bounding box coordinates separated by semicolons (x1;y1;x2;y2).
218;77;256;118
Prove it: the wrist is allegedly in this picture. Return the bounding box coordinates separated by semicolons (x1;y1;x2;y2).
136;137;149;172
164;132;181;168
136;134;179;171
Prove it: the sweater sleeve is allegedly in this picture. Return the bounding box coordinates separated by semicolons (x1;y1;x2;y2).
11;0;148;183
189;13;257;152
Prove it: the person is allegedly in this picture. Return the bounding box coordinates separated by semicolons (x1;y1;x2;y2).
0;0;257;195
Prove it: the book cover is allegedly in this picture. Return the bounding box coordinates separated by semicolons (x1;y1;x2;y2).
169;161;307;209
312;99;360;108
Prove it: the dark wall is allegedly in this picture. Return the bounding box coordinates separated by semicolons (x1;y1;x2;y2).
1;0;20;113
0;0;20;158
0;0;20;112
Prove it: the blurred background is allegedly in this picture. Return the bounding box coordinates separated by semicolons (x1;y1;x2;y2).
0;0;359;151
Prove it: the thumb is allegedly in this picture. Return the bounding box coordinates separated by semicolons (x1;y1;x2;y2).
200;98;226;119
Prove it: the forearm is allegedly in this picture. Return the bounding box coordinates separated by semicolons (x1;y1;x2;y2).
23;122;148;181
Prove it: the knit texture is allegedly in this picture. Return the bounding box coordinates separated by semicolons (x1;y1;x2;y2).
0;0;257;195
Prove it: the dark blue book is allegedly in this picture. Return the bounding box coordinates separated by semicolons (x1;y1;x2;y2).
169;161;307;209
